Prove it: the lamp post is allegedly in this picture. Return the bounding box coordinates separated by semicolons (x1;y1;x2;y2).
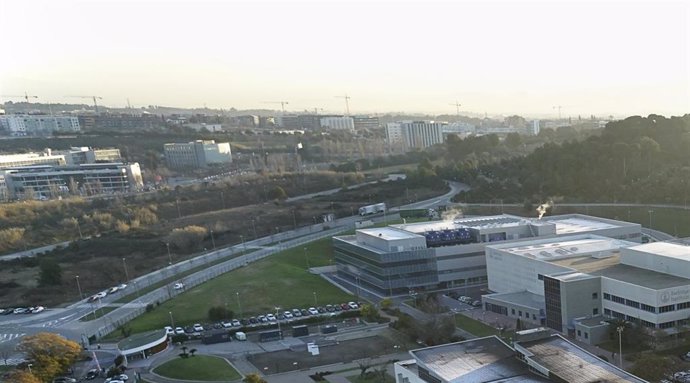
169;311;175;329
240;235;245;252
75;275;83;300
122;258;130;282
616;326;624;369
355;276;361;298
251;219;257;239
648;210;654;229
236;292;243;318
275;306;282;339
76;221;83;240
313;291;318;307
292;209;297;230
166;242;172;265
210;229;216;249
304;247;309;270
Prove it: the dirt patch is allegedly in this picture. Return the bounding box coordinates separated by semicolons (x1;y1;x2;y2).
246;335;399;375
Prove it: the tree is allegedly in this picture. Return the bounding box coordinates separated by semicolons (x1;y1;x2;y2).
357;359;373;377
268;186;287;200
360;304;380;322
0;227;25;252
16;333;81;383
243;373;268;383
380;298;393;310
4;370;41;383
38;258;62;286
189;348;197;357
169;225;207;251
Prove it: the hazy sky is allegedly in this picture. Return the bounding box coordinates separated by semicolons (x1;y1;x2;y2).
1;0;688;117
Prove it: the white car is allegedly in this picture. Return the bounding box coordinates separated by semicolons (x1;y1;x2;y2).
232;319;241;327
117;374;128;381
117;283;128;290
308;307;319;315
221;321;233;328
31;306;45;314
266;313;277;321
173;283;184;290
164;326;174;335
174;327;185;335
108;286;119;294
193;323;204;332
348;302;359;310
283;311;294;319
95;291;107;299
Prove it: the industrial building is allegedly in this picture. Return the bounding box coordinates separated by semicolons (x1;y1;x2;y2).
164;140;232;169
484;235;690;344
0;162;143;200
332;214;640;296
0;115;80;136
394;330;646;383
0;147;121;169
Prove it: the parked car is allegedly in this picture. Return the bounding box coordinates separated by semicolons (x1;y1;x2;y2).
173;282;184;290
222;321;233;328
317;306;326;313
193;323;204;332
249;317;258;324
85;369;99;380
13;308;28;314
472;301;482;307
348;302;359;310
334;305;342;312
174;327;185;335
300;309;309;316
292;309;302;317
117;283;128;290
232;319;241;327
164;326;174;335
340;303;351;311
326;304;335;312
117;374;129;381
52;378;77;383
284;311;294;319
266;313;276;321
308;307;319;315
31;306;45;314
108;286;119;294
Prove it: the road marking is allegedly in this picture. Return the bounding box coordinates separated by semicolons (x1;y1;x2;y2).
0;333;25;343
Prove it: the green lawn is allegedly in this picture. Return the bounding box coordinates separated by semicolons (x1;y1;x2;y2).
347;373;395;383
153;355;241;381
121;237;353;334
454;314;514;339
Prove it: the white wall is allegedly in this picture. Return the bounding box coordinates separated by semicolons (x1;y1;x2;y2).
486;247;570;294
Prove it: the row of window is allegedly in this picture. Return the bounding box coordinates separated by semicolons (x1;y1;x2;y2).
602;293;690;313
604;308;685;329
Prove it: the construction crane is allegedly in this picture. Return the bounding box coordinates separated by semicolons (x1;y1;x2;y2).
449;101;462;117
1;92;38;103
552;105;564;120
67;95;103;113
335;94;351;115
263;101;289;114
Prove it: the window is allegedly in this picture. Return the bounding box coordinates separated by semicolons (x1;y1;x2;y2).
593;308;598;315
625;299;640;308
660;321;675;329
519;310;522;317
533;314;536;320
604;308;611;315
641;320;656;328
512;308;515;315
592;293;598;299
538;274;544;281
577;330;581;336
660;304;675;313
678;302;690;310
584;332;589;339
641;303;656;313
525;312;529;318
611;295;625;304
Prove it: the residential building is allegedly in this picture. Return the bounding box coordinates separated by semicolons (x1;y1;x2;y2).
394;331;646;383
353;115;380;130
0;115;80;136
332;214;640;296
529;120;540;135
320;116;355;131
385;121;445;151
0;162;143;199
484;235;690;343
164;140;232;169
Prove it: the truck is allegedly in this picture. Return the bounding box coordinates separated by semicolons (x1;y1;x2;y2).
359;203;386;216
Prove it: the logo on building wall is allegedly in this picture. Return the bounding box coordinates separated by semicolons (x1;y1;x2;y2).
660;292;671;304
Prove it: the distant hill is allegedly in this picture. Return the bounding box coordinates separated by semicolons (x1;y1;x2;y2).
452;114;690;204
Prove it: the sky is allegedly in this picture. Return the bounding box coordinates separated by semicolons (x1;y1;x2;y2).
1;0;689;118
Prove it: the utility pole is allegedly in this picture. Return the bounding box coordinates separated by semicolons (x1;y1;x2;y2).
122;258;130;282
75;275;83;300
166;242;172;265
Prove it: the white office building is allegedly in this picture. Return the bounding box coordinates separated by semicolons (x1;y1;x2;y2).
319;116;354;131
0;115;80;136
529;120;541;135
164;140;232;169
484;235;690;344
385;121;445;151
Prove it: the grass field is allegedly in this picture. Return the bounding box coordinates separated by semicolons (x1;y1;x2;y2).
153;355;241;381
347;373;395;383
454;314;514;339
121;237;353;334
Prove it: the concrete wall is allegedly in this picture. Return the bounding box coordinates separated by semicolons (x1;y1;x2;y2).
561;277;602;331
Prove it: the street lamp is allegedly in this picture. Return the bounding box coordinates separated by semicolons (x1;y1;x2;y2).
236;292;243;318
75;275;83;300
166;242;172;265
304;247;309;270
251;218;257;239
616;326;624;369
648;210;654;229
240;235;245;252
27;363;32;375
313;291;318;307
275;306;283;339
210;229;216;249
122;257;130;282
169;311;175;329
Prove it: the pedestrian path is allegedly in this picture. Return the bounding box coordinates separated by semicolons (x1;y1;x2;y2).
0;333;25;344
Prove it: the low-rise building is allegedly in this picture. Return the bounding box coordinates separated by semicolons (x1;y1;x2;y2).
333;214;640;296
484;235;690;343
320;116;355;131
164;140;232;170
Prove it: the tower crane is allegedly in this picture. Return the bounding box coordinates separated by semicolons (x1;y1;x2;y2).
552;105;564;120
67;95;103;113
1;92;38;103
262;101;289;114
335;94;351;115
449;101;462;117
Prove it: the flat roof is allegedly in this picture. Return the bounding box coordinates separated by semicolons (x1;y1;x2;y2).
484;291;545;310
358;227;423;241
574;315;610;328
542;214;636;234
518;335;646;383
590;263;690;290
393;214;525;234
411;336;545;383
502;236;628;261
628;241;690;260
